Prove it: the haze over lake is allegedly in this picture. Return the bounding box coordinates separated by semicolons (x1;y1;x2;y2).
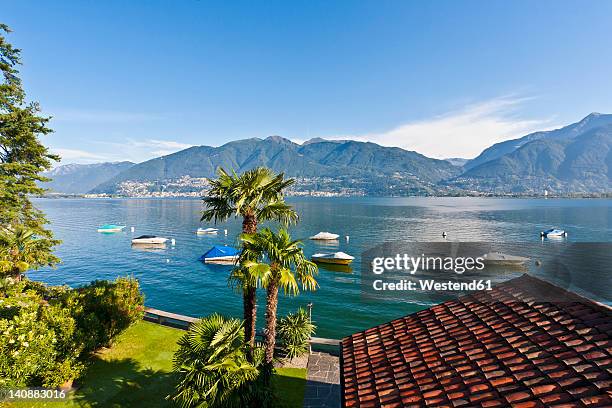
31;197;612;339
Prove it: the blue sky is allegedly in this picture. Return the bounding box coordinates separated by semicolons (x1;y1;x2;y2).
4;0;612;163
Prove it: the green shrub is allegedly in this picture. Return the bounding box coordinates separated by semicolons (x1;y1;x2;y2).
0;276;145;387
277;308;316;359
0;279;84;387
72;276;145;351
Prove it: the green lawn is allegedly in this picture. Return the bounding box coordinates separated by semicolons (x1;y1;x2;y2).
1;320;307;408
273;367;308;408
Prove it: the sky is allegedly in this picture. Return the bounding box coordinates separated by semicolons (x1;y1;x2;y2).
4;0;612;164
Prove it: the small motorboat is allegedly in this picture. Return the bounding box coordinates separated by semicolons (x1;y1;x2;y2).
310;231;340;240
131;235;168;245
540;228;567;238
97;224;126;233
199;245;240;264
197;227;219;235
312;251;354;265
482;252;530;266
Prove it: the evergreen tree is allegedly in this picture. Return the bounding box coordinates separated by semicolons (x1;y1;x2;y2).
0;24;60;279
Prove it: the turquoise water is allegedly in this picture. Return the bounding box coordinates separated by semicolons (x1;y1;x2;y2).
30;197;612;339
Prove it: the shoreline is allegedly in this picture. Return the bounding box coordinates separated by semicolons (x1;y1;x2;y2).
37;193;612;200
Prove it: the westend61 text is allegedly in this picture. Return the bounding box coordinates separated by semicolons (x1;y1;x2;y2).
372;279;493;292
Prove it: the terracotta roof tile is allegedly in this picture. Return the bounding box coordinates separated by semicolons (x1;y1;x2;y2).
341;275;612;407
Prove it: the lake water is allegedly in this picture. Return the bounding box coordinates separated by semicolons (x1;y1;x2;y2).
30;197;612;339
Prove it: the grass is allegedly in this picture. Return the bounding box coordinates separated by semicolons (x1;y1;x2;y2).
1;320;307;408
273;367;308;408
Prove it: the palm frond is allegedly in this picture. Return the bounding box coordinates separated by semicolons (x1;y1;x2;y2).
170;313;260;408
202;166;296;226
236;227;318;293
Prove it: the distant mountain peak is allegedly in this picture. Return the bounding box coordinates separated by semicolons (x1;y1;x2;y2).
46;161;134;175
577;112;609;124
465;112;612;170
265;135;294;144
455;114;612;194
42;161;135;194
577;112;602;123
570;112;612;134
586;112;602;117
302;137;350;145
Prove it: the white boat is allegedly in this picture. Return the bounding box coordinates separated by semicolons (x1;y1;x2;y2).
482;252;530;266
97;224;126;233
310;231;340;240
540;228;567;238
196;227;219;234
131;235;168;245
312;251;354;265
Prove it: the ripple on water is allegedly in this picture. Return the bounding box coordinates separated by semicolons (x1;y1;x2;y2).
29;197;612;338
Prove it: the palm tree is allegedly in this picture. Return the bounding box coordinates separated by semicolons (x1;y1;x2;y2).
277;307;316;359
240;228;317;365
201;167;297;348
170;313;260;408
0;226;45;281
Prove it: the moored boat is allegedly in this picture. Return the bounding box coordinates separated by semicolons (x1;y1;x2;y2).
199;245;240;264
310;231;340;240
312;251;354;265
482;252;530;266
131;235;168;245
540;228;567;238
97;224;126;233
197;227;219;234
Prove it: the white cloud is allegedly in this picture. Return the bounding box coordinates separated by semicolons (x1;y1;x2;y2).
49;109;162;123
50;148;110;164
131;139;194;151
318;95;557;159
50;138;194;165
127;139;195;158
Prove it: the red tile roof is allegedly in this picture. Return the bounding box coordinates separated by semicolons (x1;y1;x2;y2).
341;274;612;407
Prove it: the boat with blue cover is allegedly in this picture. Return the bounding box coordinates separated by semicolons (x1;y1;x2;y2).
199;245;240;264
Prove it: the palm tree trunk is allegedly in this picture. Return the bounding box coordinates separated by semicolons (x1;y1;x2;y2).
264;277;279;365
10;267;22;282
242;213;257;235
243;286;257;349
242;212;258;349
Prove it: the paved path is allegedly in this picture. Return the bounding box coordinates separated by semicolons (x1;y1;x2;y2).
303;352;341;408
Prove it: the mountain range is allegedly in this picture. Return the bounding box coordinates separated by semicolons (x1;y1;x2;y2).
89;136;460;195
42;161;134;194
454;113;612;193
44;113;612;196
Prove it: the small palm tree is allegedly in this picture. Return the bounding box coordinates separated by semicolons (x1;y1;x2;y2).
0;226;46;281
277;308;316;359
201;167;297;348
170;313;260;408
240;228;317;365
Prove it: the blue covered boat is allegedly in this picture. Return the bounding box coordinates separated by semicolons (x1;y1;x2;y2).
199;245;240;264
